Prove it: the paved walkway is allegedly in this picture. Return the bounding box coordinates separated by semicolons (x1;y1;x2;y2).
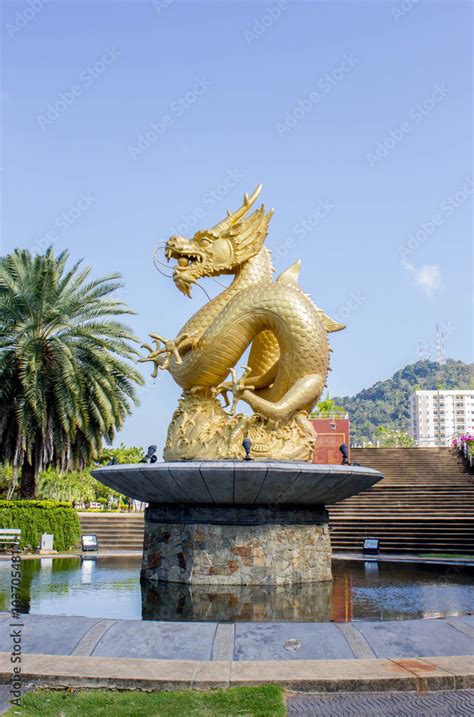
1;612;473;661
0;612;473;694
287;689;474;715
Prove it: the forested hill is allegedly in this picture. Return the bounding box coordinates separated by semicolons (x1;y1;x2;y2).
333;359;474;443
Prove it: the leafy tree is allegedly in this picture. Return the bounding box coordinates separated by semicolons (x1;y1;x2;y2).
36;468;98;504
95;444;144;466
4;444;145;503
333;359;473;443
375;426;415;448
0;464;13;498
0;248;144;498
311;392;346;417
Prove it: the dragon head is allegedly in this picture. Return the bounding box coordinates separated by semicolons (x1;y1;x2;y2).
164;184;273;297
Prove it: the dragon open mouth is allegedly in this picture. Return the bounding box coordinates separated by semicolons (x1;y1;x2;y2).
164;243;205;297
165;247;203;271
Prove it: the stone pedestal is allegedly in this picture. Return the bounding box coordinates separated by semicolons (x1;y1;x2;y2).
141;505;332;585
92;460;383;588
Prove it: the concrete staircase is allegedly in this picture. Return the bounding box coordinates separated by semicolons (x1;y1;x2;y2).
78;512;144;551
79;449;474;556
329;448;474;555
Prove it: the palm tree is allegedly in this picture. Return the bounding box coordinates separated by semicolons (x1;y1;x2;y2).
311;392;346;417
0;247;144;498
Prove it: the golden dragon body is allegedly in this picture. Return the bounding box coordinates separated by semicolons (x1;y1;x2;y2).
142;185;344;461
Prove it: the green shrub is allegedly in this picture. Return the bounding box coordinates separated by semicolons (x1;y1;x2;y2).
0;500;80;551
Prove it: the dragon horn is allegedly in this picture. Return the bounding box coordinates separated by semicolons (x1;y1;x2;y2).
209;184;262;234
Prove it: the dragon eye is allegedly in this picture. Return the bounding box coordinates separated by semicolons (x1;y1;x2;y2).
199;238;211;247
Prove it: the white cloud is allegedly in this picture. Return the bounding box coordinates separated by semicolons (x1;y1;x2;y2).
402;261;441;297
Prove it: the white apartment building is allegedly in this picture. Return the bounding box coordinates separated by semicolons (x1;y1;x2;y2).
409;390;474;446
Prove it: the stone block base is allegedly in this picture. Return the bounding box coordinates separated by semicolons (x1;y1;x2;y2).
141;505;332;585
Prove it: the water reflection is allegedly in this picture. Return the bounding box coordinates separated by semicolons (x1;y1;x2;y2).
364;561;379;575
0;556;472;623
141;580;333;622
80;557;96;584
337;560;474;622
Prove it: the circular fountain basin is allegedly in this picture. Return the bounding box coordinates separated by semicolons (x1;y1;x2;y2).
92;461;383;586
91;461;383;506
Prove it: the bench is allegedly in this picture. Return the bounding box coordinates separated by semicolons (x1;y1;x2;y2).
0;529;21;549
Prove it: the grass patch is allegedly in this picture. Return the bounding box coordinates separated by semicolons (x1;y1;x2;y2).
5;685;285;716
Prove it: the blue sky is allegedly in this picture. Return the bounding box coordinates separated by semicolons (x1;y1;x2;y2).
1;0;472;453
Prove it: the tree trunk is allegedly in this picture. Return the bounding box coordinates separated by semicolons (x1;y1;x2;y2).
19;459;36;499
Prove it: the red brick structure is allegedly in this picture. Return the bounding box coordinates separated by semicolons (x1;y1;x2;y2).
311;417;350;465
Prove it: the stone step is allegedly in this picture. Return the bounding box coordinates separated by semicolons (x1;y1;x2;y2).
330;448;473;554
86;525;143;530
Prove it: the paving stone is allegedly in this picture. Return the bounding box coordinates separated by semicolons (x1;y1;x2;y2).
91;619;217;660
336;623;376;658
0;614;99;656
192;661;230;688
355;618;474;658
71;619;117;656
425;655;474;689
0;653;198;690
234;623;355;661
391;657;455;690
211;624;234;661
445;618;474;640
231;658;417;691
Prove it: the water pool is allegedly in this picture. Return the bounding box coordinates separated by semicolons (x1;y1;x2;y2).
0;556;472;623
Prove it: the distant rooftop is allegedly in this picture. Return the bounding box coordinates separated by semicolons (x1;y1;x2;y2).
411;389;473;395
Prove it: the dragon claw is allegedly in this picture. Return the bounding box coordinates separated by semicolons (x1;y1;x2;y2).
216;365;255;415
139;330;200;379
139;332;184;375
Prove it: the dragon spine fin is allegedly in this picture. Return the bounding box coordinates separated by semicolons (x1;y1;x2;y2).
276;260;301;285
318;309;346;333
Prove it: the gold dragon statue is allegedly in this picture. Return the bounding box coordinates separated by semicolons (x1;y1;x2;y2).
141;184;345;461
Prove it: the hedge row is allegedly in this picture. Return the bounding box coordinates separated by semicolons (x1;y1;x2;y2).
0;500;81;551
